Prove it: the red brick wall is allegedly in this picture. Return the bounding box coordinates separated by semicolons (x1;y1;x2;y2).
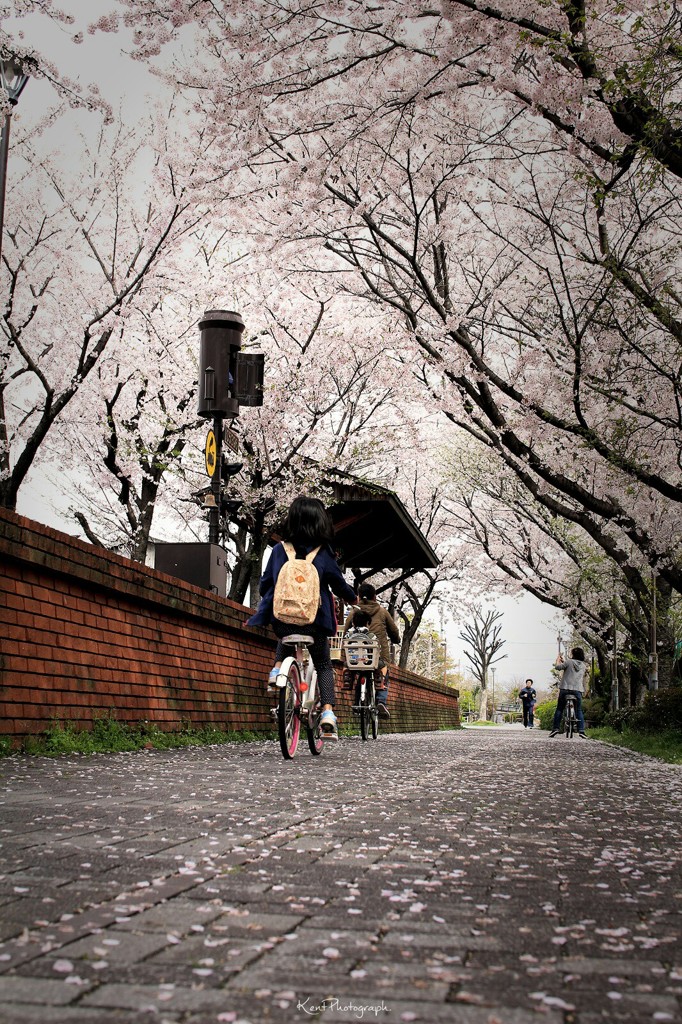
0;508;459;744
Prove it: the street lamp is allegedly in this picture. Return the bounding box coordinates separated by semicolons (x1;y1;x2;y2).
0;56;30;261
440;640;447;686
491;666;496;720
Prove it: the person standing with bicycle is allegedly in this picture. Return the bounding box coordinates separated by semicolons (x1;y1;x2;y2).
549;648;588;739
247;496;357;740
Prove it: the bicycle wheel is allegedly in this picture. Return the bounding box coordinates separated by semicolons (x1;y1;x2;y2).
565;705;575;739
278;661;301;759
306;699;324;756
369;703;378;740
369;677;379;740
358;675;370;741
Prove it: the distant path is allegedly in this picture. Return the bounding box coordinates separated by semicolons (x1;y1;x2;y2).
0;728;680;1022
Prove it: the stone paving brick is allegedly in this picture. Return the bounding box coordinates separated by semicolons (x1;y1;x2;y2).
79;981;232;1013
0;1004;147;1023
45;928;172;964
0;976;93;1005
113;897;226;934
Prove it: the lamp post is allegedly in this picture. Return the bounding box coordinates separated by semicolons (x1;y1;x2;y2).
491;666;496;721
0;57;29;261
440;640;447;686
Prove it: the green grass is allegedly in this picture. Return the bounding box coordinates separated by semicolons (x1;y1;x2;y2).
590;727;682;764
2;716;275;758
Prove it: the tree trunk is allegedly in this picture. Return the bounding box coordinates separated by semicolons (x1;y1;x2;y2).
398;607;425;668
228;508;268;606
654;578;676;689
478;678;488;722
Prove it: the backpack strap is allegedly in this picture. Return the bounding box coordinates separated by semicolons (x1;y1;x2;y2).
281;542;320;562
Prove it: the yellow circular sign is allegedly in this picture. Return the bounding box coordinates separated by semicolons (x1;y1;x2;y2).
205;429;217;477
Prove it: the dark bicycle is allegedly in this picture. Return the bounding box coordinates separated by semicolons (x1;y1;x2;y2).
562;693;579;738
343;631;380;742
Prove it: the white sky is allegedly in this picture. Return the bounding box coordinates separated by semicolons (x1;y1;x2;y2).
444;594;567;695
8;1;571;685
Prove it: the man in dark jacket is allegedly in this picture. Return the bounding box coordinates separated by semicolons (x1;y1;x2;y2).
518;679;537;729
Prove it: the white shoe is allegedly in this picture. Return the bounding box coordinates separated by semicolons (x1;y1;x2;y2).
319;710;338;740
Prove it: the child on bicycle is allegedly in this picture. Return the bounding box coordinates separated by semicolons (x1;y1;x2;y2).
344;583;400;717
247;496;357;740
344;610;383;669
549;647;588;739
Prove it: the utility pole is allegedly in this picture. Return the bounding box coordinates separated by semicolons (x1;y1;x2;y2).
649;572;659;692
491;666;496;721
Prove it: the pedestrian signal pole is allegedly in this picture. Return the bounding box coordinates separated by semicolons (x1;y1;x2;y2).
196;310;264;545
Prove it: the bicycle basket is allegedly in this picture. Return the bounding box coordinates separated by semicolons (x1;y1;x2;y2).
329;630;345;663
342;635;380;670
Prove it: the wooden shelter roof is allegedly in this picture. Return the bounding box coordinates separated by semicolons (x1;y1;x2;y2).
325;473;439;570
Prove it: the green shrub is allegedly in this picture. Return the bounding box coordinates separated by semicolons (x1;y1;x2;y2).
605;705;645;733
534;700;557;730
605;687;682;734
582;696;608;726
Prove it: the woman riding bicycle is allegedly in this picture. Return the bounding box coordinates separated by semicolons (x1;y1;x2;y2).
247;496;357;740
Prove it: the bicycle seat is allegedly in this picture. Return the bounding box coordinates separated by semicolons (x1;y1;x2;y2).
281;634;314;645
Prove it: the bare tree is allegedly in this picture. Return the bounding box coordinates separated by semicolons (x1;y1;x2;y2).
459;607;507;721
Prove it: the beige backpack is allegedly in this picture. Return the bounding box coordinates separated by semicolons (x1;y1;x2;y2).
273;543;322;625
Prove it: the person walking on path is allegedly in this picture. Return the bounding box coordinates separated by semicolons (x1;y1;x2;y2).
344;583;400;716
518;679;537;729
549;647;588;739
247;496;357;740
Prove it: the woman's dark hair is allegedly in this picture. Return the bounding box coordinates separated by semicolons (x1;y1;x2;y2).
525;678;533;684
281;496;334;549
571;647;585;661
358;583;377;601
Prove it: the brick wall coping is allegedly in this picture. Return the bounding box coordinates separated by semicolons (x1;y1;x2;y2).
0;507;261;637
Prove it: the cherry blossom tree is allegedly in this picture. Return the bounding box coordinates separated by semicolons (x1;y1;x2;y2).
366;463;475;667
53;290;203;561
21;2;679;695
440;430;682;698
107;1;682;630
114;1;682;172
219;279;409;603
1;101;207;514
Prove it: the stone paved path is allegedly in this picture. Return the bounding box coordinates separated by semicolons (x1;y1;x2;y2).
0;727;681;1024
